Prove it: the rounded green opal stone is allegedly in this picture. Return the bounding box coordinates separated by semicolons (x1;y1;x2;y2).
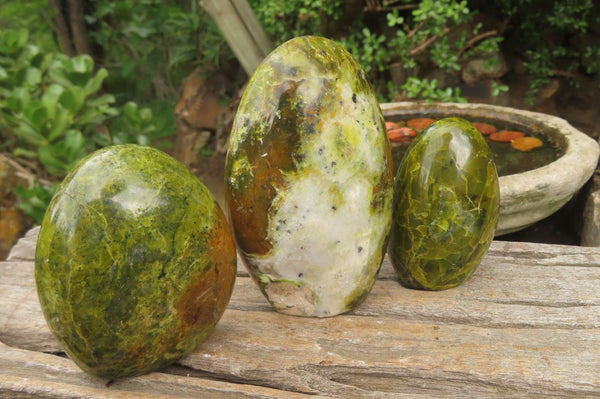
225;36;393;317
389;117;499;290
35;144;237;379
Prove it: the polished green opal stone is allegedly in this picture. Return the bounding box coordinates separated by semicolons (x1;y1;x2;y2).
225;36;393;317
389;117;499;290
35;144;237;379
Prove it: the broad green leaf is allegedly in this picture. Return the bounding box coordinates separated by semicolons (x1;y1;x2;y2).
64;129;85;160
92;129;110;147
22;66;42;87
169;44;195;68
104;107;120;117
13;119;46;146
23;102;48;131
124;25;155;38
0;66;7;80
48;57;73;87
86;93;115;108
47;107;71;142
0;111;18;127
122;101;140;123
37;53;56;74
6;88;31;113
84;14;98;24
93;2;116;20
59;86;87;114
41;84;65;119
0;29;28;55
76;105;106;127
139;107;152;122
13;147;37;158
38;144;69;176
18;45;42;67
71;55;94;74
84;68;108;94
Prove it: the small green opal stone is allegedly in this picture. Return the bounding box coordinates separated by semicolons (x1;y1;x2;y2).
389;117;499;290
35;144;237;379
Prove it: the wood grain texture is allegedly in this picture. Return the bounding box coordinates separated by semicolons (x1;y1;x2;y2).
6;225;38;262
0;341;320;398
2;229;600;397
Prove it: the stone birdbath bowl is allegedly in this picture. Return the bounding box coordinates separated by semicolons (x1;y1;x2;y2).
381;101;600;236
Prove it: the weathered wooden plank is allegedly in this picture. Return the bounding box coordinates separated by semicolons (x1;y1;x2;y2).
5;225;38;262
0;260;57;352
5;244;599;352
2;231;600;397
181;308;600;397
179;243;600;396
12;226;599;270
199;0;273;76
0;341;321;398
230;0;273;55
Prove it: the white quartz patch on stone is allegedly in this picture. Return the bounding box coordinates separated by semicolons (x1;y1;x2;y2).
248;86;392;317
255;174;379;316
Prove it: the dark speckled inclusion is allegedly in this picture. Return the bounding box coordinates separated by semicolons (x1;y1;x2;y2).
35;144;236;379
389;118;499;290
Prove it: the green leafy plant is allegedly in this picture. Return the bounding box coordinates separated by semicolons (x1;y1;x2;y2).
107;101;174;147
0;28;174;223
337;0;503;102
491;81;509;97
250;1;511;103
339;28;390;74
583;46;600;77
87;0;233;100
488;0;599;102
0;0;56;52
13;183;57;224
400;77;467;103
250;0;343;45
0;29;114;177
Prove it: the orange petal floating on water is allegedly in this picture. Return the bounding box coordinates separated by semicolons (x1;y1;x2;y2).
404;127;418;137
511;136;543;151
388;127;417;142
472;122;497;135
490;130;526;142
407;118;436;130
385;121;400;132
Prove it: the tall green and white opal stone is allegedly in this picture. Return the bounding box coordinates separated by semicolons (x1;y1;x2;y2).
389;117;499;290
35;144;237;379
225;36;393;317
